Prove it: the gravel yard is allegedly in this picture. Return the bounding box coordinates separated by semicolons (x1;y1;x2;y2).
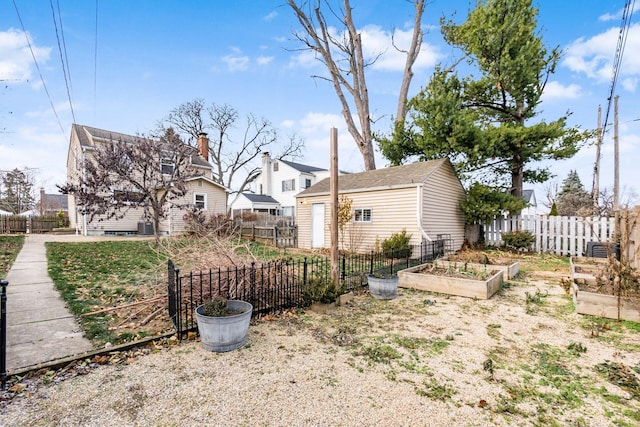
2;270;640;426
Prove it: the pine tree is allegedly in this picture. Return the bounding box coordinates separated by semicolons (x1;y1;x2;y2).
556;170;592;216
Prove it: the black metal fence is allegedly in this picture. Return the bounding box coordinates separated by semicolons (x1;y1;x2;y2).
168;240;445;338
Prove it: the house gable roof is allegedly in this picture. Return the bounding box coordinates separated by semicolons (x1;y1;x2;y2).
41;193;68;211
241;193;280;204
297;158;450;197
71;124;212;169
279;159;327;174
523;189;536;206
184;176;230;192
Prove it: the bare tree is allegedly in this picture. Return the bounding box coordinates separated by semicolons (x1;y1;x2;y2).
158;99;303;200
59;129;196;244
288;0;425;171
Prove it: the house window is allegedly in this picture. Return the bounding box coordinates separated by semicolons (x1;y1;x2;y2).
273;162;279;172
281;206;294;217
194;193;207;210
161;156;175;175
302;178;312;189
113;189;145;204
282;179;295;192
354;208;372;222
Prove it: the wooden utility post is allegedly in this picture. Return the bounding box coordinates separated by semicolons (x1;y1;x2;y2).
329;128;340;287
614;95;620;211
592;105;602;206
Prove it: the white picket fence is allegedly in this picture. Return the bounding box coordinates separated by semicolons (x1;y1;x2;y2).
483;215;616;256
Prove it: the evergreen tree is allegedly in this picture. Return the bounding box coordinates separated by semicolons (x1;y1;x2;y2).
1;168;35;214
555;170;592;216
379;0;588;203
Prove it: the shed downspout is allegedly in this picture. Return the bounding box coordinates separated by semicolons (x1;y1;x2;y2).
416;184;431;241
81;147;87;236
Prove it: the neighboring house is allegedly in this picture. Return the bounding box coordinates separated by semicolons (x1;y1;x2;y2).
66;124;228;236
295;158;466;253
231;193;281;218
39;187;68;215
231;152;333;218
521;189;537;216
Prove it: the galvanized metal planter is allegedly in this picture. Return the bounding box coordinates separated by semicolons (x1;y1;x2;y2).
195;300;253;352
367;275;399;300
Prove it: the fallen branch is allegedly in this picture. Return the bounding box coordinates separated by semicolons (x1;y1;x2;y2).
81;296;164;317
140;307;164;326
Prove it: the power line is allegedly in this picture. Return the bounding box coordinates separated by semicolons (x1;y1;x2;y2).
94;0;99;123
12;0;66;138
49;0;76;124
601;0;636;141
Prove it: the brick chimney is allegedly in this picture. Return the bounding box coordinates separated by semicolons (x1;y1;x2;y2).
197;132;209;161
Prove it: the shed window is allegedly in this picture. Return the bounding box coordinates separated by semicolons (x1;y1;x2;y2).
354;208;371;222
273;162;279;172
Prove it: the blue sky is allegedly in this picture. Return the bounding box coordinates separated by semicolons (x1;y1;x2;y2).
1;0;639;210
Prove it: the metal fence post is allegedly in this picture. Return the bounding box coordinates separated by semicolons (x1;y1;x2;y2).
1;280;8;391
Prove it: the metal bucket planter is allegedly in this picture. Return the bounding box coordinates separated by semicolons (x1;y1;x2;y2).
195;300;253;352
367;275;399;300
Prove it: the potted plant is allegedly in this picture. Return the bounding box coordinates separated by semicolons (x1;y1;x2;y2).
367;272;399;300
195;295;253;352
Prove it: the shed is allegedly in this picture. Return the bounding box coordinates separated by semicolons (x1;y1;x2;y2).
295;158;466;253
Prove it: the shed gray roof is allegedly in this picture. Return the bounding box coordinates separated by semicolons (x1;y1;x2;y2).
297;158;449;196
241;193;280;204
279;159;327;174
72;124;212;169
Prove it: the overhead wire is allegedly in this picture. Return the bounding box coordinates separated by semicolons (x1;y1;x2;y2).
601;0;636;141
94;0;99;123
50;0;76;124
12;0;66;138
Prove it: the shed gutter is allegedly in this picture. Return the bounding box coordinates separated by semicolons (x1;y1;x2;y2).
416;183;431;241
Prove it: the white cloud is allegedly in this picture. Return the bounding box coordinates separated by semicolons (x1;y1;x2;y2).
621;77;638;92
563;23;640;87
263;11;278;22
542;81;582;101
0;28;51;82
256;56;273;66
222;50;250;71
599;9;624;22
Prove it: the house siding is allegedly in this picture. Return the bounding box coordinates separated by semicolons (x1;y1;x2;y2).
421;164;466;251
161;179;227;234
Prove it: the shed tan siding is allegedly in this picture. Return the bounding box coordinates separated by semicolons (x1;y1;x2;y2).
297;187;421;251
422;164;466;251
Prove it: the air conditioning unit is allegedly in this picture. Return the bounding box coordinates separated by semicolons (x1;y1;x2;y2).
137;221;154;235
585;242;620;260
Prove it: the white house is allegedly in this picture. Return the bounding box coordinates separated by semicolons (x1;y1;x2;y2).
521;189;537;216
231;152;334;219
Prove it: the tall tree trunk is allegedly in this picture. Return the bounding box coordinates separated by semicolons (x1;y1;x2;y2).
395;0;425;125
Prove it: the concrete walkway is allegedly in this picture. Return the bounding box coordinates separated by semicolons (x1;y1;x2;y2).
5;235;100;371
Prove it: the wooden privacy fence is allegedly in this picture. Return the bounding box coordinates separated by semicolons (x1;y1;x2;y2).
483;215;616;256
239;224;297;248
0;216;27;234
0;215;69;234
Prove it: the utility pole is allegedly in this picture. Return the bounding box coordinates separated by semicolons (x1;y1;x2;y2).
592;105;602;207
614;95;620;211
329;128;339;288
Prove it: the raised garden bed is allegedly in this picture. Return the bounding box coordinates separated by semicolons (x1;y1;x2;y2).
442;257;519;280
570;256;640;322
398;263;503;300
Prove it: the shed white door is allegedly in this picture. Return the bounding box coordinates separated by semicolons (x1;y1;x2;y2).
311;203;325;248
